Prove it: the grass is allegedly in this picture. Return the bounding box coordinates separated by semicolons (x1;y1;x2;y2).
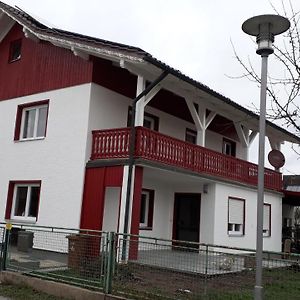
0;283;66;300
4;263;300;299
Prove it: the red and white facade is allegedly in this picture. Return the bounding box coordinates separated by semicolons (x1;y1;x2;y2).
1;3;299;252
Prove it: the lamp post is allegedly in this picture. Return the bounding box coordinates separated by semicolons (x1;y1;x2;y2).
242;15;290;300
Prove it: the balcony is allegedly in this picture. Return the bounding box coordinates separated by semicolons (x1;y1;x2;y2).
91;127;282;191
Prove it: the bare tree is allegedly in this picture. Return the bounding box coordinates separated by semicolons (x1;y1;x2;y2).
233;1;300;139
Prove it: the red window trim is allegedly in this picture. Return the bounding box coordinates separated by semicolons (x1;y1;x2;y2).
139;188;154;230
14;99;49;141
5;180;42;221
227;196;246;236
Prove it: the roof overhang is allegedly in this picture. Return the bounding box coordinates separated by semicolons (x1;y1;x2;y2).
1;2;300;145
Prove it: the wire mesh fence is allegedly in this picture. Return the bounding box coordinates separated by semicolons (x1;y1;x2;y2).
1;223;109;291
0;223;300;299
113;234;300;300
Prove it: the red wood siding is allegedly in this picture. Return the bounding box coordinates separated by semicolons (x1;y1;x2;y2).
130;166;144;236
80;166;123;231
0;24;93;101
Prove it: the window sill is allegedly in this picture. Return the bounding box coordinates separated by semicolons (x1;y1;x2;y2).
9;218;37;224
15;137;45;143
228;232;244;237
9;57;21;63
139;226;152;231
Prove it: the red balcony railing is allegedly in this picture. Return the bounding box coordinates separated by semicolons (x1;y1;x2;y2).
91;127;282;191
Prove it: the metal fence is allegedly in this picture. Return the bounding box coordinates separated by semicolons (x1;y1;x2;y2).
0;223;300;299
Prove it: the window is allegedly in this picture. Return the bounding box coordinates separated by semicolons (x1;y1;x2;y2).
127;107;159;131
5;181;41;222
14;100;49;141
9;39;22;62
228;197;245;236
139;189;154;229
223;138;236;157
263;204;271;237
185;128;197;144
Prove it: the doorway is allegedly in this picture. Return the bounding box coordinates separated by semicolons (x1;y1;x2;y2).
173;193;201;247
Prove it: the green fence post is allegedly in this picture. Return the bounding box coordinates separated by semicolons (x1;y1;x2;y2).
104;232;115;294
1;224;12;271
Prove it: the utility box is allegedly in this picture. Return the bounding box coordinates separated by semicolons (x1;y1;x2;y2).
17;231;34;252
67;234;101;270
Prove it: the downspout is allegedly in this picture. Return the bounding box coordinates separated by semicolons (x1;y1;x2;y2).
121;70;168;259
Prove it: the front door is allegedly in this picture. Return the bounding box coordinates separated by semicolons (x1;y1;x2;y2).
173;193;201;247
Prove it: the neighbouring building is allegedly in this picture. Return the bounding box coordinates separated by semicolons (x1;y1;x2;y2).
1;2;300;252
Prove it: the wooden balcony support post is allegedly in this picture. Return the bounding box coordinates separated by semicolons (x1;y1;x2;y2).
234;123;258;160
135;76;162;127
121;71;169;260
185;99;216;147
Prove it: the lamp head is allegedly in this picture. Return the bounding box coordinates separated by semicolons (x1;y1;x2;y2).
242;14;290;55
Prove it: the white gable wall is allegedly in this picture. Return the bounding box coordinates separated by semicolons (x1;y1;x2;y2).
0;84;91;228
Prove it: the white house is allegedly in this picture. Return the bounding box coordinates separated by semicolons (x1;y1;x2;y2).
0;2;299;252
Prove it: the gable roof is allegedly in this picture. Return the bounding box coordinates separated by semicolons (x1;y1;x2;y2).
1;1;300;144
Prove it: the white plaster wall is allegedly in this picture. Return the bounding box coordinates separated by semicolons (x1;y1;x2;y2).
102;187;120;232
214;183;282;252
87;83;247;161
199;184;216;245
140;170;213;244
0;84;91;229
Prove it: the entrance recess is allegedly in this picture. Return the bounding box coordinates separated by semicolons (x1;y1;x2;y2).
173;193;201;246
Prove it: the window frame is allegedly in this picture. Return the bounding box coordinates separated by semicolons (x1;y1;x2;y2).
139;189;154;230
127;107;159;131
14;100;49;141
5;181;41;223
185;128;197;144
8;39;22;63
263;203;271;237
227;197;245;236
222;138;236;157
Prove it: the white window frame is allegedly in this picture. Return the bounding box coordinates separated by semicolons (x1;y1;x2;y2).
139;190;150;228
11;184;40;222
143;115;155;130
228;198;245;236
20;104;48;141
263;204;271;237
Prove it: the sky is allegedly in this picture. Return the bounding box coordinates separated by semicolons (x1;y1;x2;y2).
2;0;300;174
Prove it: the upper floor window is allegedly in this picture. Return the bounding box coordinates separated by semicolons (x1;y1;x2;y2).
9;39;22;63
5;181;41;223
14;100;49;141
185;128;197;144
228;197;245;236
127;107;159;131
223;138;236;157
263;204;271;237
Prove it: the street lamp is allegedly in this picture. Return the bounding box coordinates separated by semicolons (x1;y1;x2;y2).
242;15;290;300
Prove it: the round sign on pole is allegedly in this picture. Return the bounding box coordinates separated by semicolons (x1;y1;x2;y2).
268;149;285;169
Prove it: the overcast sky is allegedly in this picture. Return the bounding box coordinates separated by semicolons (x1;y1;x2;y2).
2;0;300;174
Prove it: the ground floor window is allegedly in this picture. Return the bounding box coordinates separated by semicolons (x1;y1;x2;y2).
139;189;154;229
263;203;271;237
228;197;245;236
5;181;41;222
